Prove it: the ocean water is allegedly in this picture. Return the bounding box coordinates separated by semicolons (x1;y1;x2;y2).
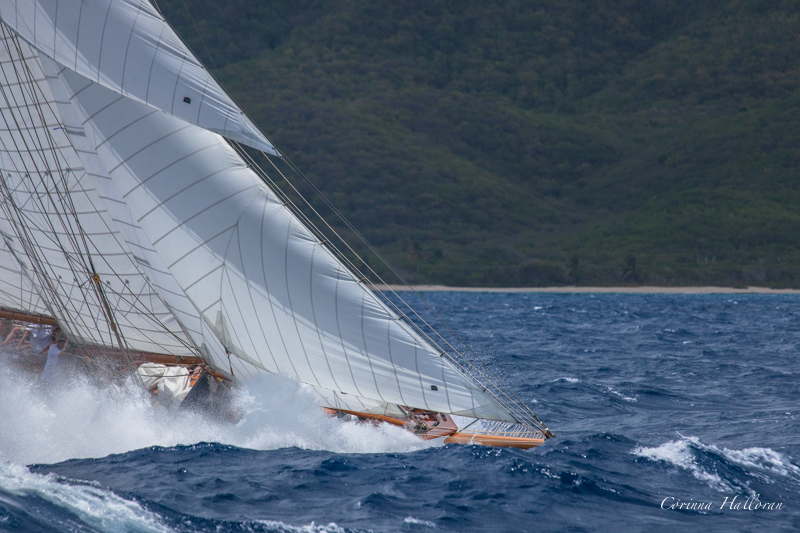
1;292;798;532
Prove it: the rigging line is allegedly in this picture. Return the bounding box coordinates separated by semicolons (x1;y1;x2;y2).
0;48;96;341
0;179;93;341
231;143;393;303
9;32;198;362
239;149;540;429
232;143;541;427
272;153;465;344
177;0;219;72
227;146;541;426
260;151;469;354
20;79;144;383
3;34;96;288
8;34;97;277
229;143;381;296
0;31;135;359
277;150;524;396
0;33;110;346
252;149;541;427
232;142;461;365
0;197;58;319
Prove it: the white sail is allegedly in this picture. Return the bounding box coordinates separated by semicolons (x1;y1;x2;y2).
0;29;195;355
54;66;512;422
0;0;277;155
0;3;523;424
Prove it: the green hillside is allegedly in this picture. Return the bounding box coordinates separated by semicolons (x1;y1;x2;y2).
157;0;800;287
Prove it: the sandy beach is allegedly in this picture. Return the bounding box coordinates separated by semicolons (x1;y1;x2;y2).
373;285;800;294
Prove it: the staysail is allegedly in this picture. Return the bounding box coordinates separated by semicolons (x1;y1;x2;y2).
0;0;536;427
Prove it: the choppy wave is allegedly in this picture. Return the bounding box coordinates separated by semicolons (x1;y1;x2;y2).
0;459;377;532
3;293;800;532
0;461;169;532
633;436;800;493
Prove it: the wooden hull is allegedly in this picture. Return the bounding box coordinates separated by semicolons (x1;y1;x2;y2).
444;432;544;449
324;408;546;449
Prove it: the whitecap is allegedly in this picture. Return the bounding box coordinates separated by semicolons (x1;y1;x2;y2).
632;436;732;492
256;520;348;533
721;446;800;479
552;377;581;384
633;436;800;492
0;462;170;532
607;387;637;402
403;516;436;527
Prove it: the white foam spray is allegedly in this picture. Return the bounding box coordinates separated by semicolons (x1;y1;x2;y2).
0;355;432;466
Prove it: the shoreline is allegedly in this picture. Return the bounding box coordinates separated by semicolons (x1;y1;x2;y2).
373;285;800;294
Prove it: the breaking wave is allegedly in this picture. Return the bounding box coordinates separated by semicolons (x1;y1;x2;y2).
0;461;170;532
633;435;800;492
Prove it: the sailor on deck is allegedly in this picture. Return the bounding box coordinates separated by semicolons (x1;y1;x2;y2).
40;336;68;382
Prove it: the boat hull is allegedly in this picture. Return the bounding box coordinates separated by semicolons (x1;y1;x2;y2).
443;432;544;449
324;408;546;449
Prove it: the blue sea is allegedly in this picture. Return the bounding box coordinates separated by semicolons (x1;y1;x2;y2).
1;292;798;532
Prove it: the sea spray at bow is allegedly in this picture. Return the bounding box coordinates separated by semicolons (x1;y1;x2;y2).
0;354;428;466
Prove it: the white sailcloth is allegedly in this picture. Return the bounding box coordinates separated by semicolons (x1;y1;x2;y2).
0;0;277;155
0;29;195;355
0;2;519;423
57;66;512;421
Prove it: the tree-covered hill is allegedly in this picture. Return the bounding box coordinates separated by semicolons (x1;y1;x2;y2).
157;0;800;287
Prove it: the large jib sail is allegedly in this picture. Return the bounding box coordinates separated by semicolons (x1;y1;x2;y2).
0;0;548;435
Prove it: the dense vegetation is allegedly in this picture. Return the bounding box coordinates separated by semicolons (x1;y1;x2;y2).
157;0;800;287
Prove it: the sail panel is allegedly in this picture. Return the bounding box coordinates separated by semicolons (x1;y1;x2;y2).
57;67;513;422
38;52;240;369
0;28;197;356
0;0;277;154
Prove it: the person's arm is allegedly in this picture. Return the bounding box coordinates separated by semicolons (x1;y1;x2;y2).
2;326;21;344
40;341;56;355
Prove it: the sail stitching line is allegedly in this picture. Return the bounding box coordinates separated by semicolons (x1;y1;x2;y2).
233;219;279;372
333;268;365;397
283;219;321;386
258;198;298;378
308;244;343;392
